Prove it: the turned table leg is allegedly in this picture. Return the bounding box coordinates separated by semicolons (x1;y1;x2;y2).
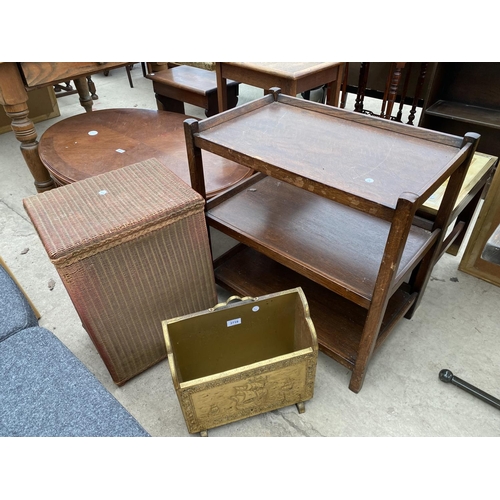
87;76;98;100
381;62;405;120
407;62;428;126
354;62;370;113
74;77;94;113
3;104;55;192
0;62;55;192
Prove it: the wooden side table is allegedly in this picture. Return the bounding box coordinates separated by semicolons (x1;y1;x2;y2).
0;62;130;193
215;62;345;113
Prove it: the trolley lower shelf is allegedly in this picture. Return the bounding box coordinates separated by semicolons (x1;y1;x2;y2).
214;245;418;371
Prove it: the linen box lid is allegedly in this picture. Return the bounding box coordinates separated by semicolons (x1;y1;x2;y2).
23;158;205;265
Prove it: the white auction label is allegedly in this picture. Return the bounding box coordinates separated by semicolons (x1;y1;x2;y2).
227;318;241;327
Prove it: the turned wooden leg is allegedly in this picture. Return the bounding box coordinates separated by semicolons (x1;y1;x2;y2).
4;103;55;192
73;77;93;113
87;76;98;100
0;62;55;192
382;62;405;120
407;62;428;126
396;63;412;123
54;81;73;93
354;62;370;113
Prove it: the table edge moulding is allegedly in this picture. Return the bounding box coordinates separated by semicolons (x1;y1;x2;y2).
184;88;479;393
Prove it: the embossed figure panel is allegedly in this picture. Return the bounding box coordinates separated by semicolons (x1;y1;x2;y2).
186;354;315;434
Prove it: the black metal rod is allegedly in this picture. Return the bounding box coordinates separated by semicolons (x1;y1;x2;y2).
439;369;500;411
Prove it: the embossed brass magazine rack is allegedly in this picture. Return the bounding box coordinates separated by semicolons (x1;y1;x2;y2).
162;288;318;436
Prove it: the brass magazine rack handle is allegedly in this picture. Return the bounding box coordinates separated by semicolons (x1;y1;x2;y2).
209;295;258;311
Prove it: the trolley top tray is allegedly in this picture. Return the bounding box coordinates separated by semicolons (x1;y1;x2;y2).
192;92;472;217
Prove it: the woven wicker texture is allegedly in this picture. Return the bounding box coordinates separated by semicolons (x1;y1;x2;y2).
24;159;217;385
23;158;205;266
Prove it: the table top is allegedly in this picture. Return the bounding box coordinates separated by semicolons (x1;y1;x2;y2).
39;108;252;197
18;62;129;88
219;62;343;79
195;94;469;212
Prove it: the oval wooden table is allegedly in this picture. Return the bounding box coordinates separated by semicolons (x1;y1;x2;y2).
38;108;253;198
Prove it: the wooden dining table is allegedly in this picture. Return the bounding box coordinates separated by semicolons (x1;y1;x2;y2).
0;62;130;192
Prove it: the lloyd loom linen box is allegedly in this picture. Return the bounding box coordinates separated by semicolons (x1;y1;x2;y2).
163;288;318;436
24;158;217;385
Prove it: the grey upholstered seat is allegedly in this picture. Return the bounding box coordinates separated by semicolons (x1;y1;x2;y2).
0;265;38;342
0;326;149;437
0;264;149;437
